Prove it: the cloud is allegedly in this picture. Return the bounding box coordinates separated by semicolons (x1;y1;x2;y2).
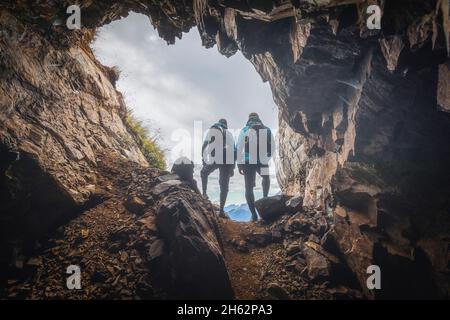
91;12;277;162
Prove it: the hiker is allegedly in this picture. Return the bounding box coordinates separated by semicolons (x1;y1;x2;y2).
201;119;236;217
171;156;201;194
237;113;274;221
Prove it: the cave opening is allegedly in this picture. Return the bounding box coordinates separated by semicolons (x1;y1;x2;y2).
91;12;281;222
1;0;449;300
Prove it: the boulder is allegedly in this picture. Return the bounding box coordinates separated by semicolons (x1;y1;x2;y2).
285;242;301;256
304;241;340;264
284;213;313;233
308;234;320;244
124;196;146;215
271;229;282;241
157;174;180;183
26;257;43;268
255;195;289;222
266;282;290;300
156;197;234;299
151;180;182;197
285;260;306;274
327;286;364;300
437;62;449;112
137;214;158;233
230;239;249;253
285;195;303;213
247;232;273;247
303;245;331;280
303;241;340;281
317;216;329;236
147;238;165;261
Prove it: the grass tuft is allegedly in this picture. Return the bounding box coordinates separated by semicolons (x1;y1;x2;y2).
125;110;166;170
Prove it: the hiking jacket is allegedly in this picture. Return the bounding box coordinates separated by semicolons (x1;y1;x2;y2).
237;118;273;166
202;122;236;165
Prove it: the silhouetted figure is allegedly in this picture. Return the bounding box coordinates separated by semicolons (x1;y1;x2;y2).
237;113;274;221
171;157;200;194
201;119;236;216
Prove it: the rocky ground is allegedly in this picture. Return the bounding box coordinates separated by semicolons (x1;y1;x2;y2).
1;155;363;300
1;154;165;299
221;211;363;300
0;153;232;300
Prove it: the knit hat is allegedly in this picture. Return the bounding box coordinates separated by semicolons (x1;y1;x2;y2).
218;118;228;129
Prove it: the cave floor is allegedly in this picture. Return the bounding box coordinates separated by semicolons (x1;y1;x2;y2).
1;155;362;300
2;212;354;300
1;155;165;299
220;219;354;300
3;197;162;299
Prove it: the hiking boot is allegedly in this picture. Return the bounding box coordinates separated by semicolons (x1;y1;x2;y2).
218;211;230;219
202;193;209;200
251;213;258;222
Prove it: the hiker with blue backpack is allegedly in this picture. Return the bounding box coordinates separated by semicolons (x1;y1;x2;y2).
237;113;274;221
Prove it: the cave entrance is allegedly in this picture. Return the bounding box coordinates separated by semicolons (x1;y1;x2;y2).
91;12;280;221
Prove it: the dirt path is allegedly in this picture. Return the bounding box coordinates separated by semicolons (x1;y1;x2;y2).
220;218;337;300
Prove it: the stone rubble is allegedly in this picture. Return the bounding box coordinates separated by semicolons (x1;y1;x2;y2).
221;195;363;300
1;155;233;300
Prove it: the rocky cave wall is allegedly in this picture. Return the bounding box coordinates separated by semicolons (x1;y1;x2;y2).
0;7;148;261
0;0;449;298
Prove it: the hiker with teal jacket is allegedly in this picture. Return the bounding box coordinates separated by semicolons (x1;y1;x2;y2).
201;119;236;217
237;113;274;221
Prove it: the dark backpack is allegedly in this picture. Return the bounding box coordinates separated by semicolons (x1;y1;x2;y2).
206;124;230;163
244;123;272;165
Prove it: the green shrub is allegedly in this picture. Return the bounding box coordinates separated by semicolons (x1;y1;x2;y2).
125;111;166;170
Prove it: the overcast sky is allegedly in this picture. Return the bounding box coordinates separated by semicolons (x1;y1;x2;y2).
92;12;278;166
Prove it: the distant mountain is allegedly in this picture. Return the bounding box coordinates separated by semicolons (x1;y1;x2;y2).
224;203;252;222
